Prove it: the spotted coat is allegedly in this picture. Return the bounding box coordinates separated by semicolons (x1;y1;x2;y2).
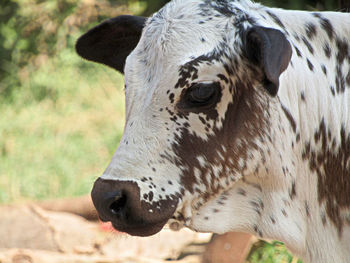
76;1;350;262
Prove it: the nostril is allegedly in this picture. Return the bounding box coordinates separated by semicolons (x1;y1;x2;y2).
108;193;127;215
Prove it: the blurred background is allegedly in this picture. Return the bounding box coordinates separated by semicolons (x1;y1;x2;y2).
0;0;347;262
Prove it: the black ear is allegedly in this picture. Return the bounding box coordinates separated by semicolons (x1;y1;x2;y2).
76;15;146;74
243;26;292;96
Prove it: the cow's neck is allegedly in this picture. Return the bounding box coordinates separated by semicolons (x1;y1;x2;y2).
250;143;350;263
268;11;350;261
209;158;349;262
274;9;350;138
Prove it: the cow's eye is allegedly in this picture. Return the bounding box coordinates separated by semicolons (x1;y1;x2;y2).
186;82;220;107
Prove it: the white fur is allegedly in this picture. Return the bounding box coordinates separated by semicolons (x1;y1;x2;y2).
101;1;350;262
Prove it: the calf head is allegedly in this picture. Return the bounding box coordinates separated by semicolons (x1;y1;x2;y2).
76;0;292;236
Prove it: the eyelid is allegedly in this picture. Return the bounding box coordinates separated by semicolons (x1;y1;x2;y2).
176;81;221;111
193;80;214;85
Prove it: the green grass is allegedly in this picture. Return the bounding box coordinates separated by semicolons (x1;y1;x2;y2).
247;240;302;263
0;46;125;203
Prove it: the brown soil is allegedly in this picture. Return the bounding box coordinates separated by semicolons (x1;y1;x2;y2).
0;196;255;263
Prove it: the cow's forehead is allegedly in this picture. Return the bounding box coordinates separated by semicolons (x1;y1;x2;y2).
124;0;255;114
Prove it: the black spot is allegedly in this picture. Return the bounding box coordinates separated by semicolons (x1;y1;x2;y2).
335;38;349;65
306;59;314;71
323;43;331;58
166;107;174;116
170;115;178;122
320;17;334;40
304;201;310;217
237;188;246;196
180;188;185;195
169;93;175;103
168;180;173;185
281;104;296;133
305;22;317;40
281;209;288;217
289;181;296;199
198;115;206;125
293;32;300;42
270;216;276;224
253;224;263;237
266;10;285;29
321;64;327;75
330;86;335;96
301;91;305;101
217;73;229;83
148;191;153;202
321;213;327;225
259;199;264;210
200;37;206;42
250;200;262;216
335;65;346;94
302;37;314;54
294;45;302;57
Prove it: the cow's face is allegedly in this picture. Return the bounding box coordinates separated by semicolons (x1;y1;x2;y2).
76;0;291;236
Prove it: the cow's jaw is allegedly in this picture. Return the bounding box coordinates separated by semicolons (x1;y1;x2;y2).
170;169;308;257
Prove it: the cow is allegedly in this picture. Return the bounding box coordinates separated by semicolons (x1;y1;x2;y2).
75;0;350;262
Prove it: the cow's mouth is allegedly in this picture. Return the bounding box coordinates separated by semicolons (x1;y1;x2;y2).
110;218;169;236
102;204;177;236
92;178;179;237
99;202;178;236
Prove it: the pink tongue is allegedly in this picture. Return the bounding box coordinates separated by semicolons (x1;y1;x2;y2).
99;221;120;233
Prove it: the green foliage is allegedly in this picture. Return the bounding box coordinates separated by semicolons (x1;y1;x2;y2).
0;0;135;202
247;240;303;263
259;0;340;10
138;0;343;15
140;0;169;15
0;0;133;102
0;45;126;203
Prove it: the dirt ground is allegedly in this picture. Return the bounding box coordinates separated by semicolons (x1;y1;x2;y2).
0;196;256;263
0;203;212;263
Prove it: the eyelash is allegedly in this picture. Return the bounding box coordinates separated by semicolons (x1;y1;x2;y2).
178;82;221;110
